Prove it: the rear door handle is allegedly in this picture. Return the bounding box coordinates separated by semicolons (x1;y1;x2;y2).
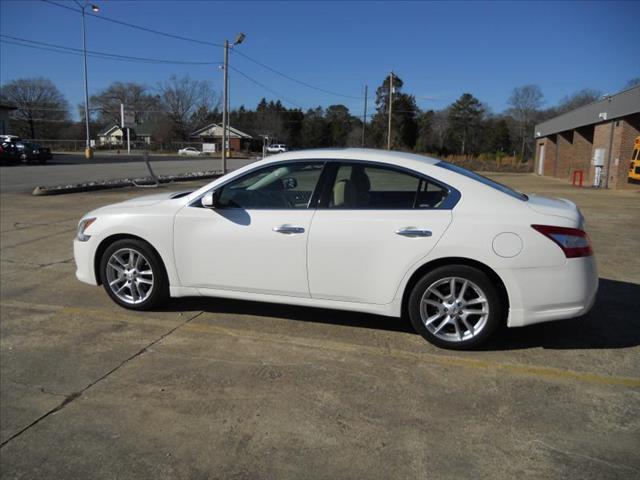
395;228;432;237
273;225;305;234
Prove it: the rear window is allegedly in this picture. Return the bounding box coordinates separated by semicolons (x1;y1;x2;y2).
435;161;527;201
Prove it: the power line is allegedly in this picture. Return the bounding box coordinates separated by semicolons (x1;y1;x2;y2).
228;65;305;110
40;0;368;101
232;49;365;100
0;34;221;65
40;0;224;48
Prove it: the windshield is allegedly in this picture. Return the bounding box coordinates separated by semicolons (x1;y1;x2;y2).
436;161;527;201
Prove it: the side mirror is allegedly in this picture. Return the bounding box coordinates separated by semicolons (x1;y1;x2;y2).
201;190;219;208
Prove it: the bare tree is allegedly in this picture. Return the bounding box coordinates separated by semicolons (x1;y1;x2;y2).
89;82;160;127
0;77;69;138
157;75;218;140
507;85;543;160
556;89;602;114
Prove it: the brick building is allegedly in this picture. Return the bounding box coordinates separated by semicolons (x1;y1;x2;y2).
533;85;640;188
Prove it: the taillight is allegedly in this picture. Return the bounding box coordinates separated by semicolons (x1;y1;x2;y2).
532;224;593;258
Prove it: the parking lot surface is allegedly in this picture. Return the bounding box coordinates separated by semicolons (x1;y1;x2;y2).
1;174;639;479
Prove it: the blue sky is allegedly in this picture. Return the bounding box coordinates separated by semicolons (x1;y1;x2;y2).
1;0;639;118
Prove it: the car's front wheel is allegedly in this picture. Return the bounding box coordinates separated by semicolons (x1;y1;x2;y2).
408;265;504;349
99;239;168;310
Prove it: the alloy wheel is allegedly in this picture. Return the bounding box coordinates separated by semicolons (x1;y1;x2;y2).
105;248;154;305
420;277;490;342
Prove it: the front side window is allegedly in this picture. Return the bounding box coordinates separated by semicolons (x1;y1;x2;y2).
328;163;448;209
217;162;324;209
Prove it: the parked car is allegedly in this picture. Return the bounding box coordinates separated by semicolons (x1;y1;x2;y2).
178;147;205;156
73;149;598;349
0;136;22;163
16;141;52;164
266;144;288;153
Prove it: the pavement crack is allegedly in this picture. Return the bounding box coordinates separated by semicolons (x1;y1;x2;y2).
0;257;74;268
0;228;77;251
0;310;204;450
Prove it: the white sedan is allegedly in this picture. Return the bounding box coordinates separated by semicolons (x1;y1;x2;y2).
74;149;598;349
178;147;205;156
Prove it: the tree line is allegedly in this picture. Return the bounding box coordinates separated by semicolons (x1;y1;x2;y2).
1;74;638;159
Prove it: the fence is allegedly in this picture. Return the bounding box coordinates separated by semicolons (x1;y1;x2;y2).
24;139;231;154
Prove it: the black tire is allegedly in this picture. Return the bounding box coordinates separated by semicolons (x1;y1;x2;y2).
99;238;169;310
408;265;504;350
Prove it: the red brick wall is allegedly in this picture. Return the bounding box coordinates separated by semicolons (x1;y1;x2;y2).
607;113;640;188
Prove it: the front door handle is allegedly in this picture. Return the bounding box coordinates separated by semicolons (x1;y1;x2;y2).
395;227;432;237
273;225;305;235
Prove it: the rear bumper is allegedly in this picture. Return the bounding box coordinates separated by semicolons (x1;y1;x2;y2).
74;238;98;285
501;255;598;328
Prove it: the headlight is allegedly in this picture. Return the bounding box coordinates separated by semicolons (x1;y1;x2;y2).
77;217;96;242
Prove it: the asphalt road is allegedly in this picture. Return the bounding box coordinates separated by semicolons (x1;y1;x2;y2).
44;152;247;166
0;154;257;193
0;174;639;479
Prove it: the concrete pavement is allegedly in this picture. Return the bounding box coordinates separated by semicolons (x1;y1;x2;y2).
0;174;639;479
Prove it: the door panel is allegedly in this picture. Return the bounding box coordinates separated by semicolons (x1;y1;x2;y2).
308;161;453;305
173;161;324;297
307;210;452;304
174;208;314;297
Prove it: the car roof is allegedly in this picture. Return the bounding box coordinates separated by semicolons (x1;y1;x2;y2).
265;148;440;166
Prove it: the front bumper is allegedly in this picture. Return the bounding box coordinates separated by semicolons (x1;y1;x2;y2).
501;255;598;328
74;238;98;285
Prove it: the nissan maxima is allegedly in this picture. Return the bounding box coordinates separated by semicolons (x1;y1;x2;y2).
74;149;598;349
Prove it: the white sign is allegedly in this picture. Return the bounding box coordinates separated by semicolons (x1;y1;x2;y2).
592;148;605;167
202;143;217;153
120;104;135;128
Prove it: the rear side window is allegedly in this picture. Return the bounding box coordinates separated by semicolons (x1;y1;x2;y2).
327;163;448;209
436;161;527;201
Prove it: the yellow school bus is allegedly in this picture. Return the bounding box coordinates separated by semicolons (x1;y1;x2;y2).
629;136;640;184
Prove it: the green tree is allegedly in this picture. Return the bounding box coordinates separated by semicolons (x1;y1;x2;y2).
369;73;418;150
415;110;435;152
325;104;352;146
484;118;512;153
447;93;485;155
301;107;330;147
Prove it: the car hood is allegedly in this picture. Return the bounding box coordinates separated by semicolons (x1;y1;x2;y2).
94;191;191;212
526;194;583;224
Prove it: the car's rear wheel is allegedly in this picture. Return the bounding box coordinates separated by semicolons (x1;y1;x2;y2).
99;239;168;310
408;265;503;349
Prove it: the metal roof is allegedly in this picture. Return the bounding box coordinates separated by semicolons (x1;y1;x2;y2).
534;85;640;138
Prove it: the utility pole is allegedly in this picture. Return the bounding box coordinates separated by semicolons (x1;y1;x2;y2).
220;33;245;173
221;39;229;173
387;72;394;150
362;84;368;147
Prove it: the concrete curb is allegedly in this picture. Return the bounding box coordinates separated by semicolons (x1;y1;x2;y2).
32;170;223;196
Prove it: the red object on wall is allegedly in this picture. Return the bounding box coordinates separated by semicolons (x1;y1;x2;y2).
572;170;584;187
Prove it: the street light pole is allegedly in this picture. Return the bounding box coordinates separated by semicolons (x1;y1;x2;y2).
221;39;229;173
75;1;99;159
221;32;245;174
387;72;394;150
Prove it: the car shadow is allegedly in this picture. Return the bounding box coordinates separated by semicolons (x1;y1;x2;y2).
479;278;640;350
157;277;640;350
